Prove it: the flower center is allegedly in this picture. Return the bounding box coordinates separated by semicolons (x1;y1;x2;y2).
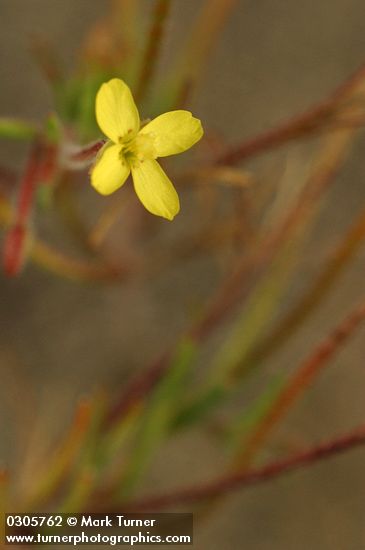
120;133;157;167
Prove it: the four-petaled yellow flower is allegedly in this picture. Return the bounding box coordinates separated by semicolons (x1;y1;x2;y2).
91;78;203;220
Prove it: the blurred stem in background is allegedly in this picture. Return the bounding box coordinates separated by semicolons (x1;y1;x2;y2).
169;0;238;108
135;0;172;103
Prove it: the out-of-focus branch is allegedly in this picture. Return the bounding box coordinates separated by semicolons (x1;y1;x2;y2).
135;0;172;103
126;424;365;510
3;142;43;276
30;36;64;85
172;0;238;107
242;202;365;372
25;399;93;509
0;194;129;283
67;140;106;164
233;297;365;468
192;129;354;344
215;60;365;166
31;240;128;283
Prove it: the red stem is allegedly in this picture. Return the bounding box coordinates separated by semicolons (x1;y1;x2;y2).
17;143;43;223
215;60;365;166
235;296;365;466
135;0;172;102
70;140;106;163
38;144;58;184
126;424;365;510
3;142;43;276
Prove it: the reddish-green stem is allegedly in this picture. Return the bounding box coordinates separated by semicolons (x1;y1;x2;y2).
135;0;172;103
70;140;106;163
125;424;365;510
242;202;365;373
234;297;365;467
3;142;43;276
215;60;365;166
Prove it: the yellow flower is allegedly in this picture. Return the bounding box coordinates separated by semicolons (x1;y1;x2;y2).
91;78;203;220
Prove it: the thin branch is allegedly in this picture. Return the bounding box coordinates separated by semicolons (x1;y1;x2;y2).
25;398;93;508
14;143;42;224
242;202;365;373
0;194;130;283
192;129;354;343
30;35;64;85
215;60;365;166
31;240;129;284
135;0;172;103
172;0;238;107
38;143;58;185
234;296;365;468
3;141;43;276
68;140;106;164
125;424;365;510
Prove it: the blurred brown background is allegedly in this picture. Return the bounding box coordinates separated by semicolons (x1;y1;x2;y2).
1;1;365;548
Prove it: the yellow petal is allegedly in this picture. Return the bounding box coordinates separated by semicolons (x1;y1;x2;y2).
131;160;180;220
91;143;130;195
139;110;203;157
96;78;140;143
